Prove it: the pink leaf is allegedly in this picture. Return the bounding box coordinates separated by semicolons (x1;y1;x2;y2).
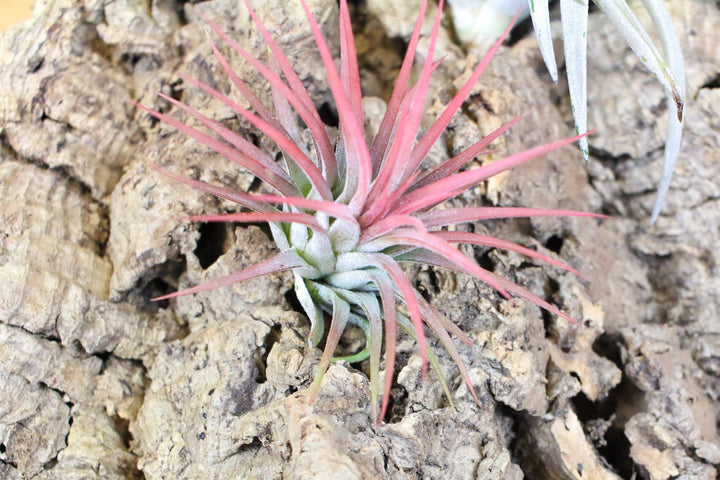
181;75;332;199
134;100;297;196
420;298;472;346
368;271;398;424
359;215;427;244
418;296;480;406
203;29;282;130
410;114;526;191
402;13;519;182
309;292;349;399
209;10;337;180
147;162;274;213
153;249;307;301
397;248;578;325
250;193;356;221
363;228;512;299
187;212;323;232
393;133;592;215
366;254;428;378
157;94;296;190
298;0;372;215
369;0;429;168
339;0;363;126
418;206;607;229
489;272;579;325
372;0;446;206
433;230;583;277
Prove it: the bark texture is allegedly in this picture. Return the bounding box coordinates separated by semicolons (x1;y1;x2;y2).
0;0;718;478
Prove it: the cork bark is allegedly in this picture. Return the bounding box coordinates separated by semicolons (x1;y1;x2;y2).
1;1;719;479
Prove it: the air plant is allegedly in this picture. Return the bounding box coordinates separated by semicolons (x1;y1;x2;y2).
136;0;601;427
448;0;685;223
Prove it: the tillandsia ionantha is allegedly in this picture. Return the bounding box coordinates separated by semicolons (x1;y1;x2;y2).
135;0;603;427
447;0;685;223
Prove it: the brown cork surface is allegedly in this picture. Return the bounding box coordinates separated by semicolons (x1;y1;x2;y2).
1;1;719;479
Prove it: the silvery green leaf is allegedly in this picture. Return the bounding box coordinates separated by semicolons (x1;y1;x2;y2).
528;0;558;81
295;273;324;347
304;225;336;275
642;0;685;102
642;0;685;223
335;312;372;363
310;283;372;364
335;251;377;272
326;270;376;290
592;0;683;120
561;0;589;160
336;289;383;402
289;214;308;250
268;221;290;250
328;216;361;253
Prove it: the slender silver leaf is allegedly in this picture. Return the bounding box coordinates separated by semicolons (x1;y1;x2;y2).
561;0;590;160
528;0;559;81
593;0;683;118
642;0;685;223
295;273;324;347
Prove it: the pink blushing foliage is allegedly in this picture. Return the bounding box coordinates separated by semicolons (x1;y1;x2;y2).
138;0;605;428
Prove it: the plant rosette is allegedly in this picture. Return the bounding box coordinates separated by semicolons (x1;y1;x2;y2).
135;0;603;428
